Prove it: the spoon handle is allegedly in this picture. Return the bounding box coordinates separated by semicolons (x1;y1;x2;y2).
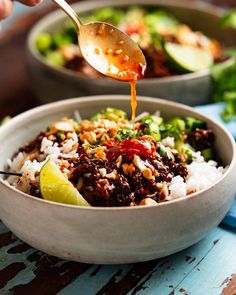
0;171;22;176
52;0;82;30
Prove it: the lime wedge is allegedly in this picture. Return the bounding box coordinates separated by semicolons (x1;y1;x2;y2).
164;42;213;72
39;160;90;206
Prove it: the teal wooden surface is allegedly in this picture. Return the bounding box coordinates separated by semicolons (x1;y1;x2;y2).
0;221;236;294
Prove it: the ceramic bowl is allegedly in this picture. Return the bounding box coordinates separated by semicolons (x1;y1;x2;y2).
0;95;235;264
27;0;236;105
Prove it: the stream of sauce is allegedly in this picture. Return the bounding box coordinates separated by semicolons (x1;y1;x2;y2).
92;24;146;121
106;62;146;122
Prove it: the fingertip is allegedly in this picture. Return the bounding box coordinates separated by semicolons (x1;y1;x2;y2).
18;0;42;7
0;0;13;19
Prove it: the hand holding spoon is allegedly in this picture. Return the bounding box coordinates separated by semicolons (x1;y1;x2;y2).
52;0;146;81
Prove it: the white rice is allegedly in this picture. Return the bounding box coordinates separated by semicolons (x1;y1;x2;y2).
40;137;61;157
167;152;226;200
168;175;187;200
7;133;79;194
8;152;26;172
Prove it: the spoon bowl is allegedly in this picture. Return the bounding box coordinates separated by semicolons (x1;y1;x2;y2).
79;22;146;81
52;0;146;81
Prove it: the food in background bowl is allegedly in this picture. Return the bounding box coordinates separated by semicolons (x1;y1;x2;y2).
36;6;225;78
27;0;236;104
7;106;225;207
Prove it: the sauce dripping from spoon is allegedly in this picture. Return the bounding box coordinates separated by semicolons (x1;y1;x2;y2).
79;23;146;122
51;0;147;121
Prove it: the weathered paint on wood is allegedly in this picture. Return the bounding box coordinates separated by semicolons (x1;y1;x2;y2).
0;222;236;295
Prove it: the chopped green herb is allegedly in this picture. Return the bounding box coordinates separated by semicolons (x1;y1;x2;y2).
117;128;134;141
58;132;66;141
159;145;175;161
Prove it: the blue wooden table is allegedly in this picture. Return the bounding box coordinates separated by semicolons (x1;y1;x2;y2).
1;0;236;294
0;222;236;295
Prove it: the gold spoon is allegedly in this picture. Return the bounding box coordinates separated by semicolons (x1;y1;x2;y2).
52;0;146;81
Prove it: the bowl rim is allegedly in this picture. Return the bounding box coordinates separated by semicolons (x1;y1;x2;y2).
27;0;232;85
0;95;235;211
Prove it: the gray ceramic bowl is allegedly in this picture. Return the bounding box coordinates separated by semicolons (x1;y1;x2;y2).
0;95;235;264
27;0;236;106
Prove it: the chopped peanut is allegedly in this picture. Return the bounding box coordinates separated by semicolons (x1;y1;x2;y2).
141;168;154;180
187;188;197;195
52;121;74;133
76;177;84;190
139;198;158;206
106;170;117;179
159;182;169;199
133;155;154;180
99;168;107;177
80;131;97;144
116;155;123;169
122;163;136;175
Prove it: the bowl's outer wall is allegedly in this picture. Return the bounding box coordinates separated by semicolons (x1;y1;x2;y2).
0;96;235;264
27;0;236;105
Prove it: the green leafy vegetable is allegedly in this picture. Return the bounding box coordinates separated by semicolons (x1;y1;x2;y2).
211;10;236;122
159;145;175;161
117;128;135;141
221;91;236;121
221;8;236;30
211;52;236;121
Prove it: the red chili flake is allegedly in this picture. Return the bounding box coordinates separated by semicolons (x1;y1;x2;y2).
103;139;118;148
105;139;156;161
